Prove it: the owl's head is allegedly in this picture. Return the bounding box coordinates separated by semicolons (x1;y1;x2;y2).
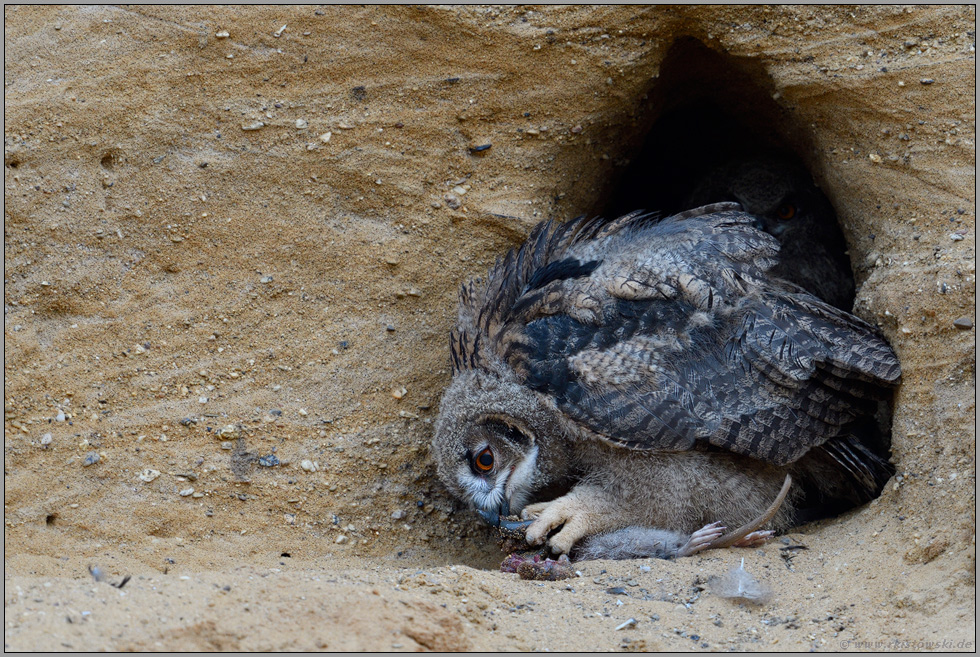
689;156;836;242
432;367;567;520
688;156;854;308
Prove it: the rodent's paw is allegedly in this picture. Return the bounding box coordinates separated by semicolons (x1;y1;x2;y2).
731;530;774;548
677;521;726;558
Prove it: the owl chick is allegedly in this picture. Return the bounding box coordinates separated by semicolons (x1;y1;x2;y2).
687;156;855;310
433;204;900;558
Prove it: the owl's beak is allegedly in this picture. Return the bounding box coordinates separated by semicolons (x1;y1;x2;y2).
477;498;532;532
476;497;508;526
477;508;501;526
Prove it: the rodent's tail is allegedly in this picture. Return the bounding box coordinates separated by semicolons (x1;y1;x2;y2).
709;474;792;549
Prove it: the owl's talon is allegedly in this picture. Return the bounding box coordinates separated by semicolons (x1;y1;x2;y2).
498;517;533;532
519;502;549;521
524;490;612;554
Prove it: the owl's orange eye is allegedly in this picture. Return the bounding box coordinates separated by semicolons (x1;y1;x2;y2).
474;447;494;473
776;203;796;220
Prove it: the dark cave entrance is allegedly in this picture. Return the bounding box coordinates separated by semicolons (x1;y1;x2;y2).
602;36;821;220
602;37;859;312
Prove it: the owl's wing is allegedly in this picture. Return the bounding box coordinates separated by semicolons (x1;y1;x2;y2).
483;208;900;466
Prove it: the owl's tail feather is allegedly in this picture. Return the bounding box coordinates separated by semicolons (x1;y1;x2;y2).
820;433;895;504
792;427;895;523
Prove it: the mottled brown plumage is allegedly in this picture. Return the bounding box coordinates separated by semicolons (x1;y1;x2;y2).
433;203;900;559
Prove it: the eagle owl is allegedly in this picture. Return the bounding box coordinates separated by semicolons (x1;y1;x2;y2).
432;200;900;559
687;155;855;310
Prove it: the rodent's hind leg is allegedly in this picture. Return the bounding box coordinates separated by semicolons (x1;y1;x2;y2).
676;521;726;557
729;530;775;548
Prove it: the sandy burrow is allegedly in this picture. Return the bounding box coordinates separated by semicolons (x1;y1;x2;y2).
4;5;975;652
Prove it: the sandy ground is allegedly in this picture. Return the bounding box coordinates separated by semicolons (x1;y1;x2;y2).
4;5;975;652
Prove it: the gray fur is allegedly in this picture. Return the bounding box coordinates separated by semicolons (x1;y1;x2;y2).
573;527;689;561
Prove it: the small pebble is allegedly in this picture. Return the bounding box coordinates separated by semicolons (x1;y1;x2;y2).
606;586;628;595
273;25;287;38
950;233;964;241
920;78;935;85
952;317;973;329
40;433;53;447
82;452;100;467
335;534;349;544
469;143;491;153
215;30;229;38
391;387;407;400
258;454;280;467
55;410;66;422
295;119;308;130
242;121;265;131
179;487;195;497
319;132;332;143
217;425;238;438
300;459;317;472
260;275;274;283
220;441;234;450
139;469;161;482
391;509;406;519
445;195;461;210
615;618;637;631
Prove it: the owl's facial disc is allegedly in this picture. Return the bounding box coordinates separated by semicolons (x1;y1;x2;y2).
457;418;539;521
